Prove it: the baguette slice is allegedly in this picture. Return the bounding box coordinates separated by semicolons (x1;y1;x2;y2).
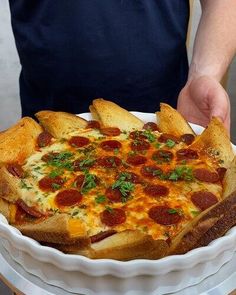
35;111;88;138
190;117;234;168
15;214;89;245
90;99;144;131
169;189;236;255
0;117;42;164
156;103;195;136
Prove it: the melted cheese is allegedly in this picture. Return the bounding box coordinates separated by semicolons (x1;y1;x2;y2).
20;128;223;240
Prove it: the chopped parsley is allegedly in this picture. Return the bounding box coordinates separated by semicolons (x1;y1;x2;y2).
20;180;32;190
47;152;74;170
48;169;63;178
165;139;176;148
113;148;119;155
169;166;194;181
143;130;156;143
105;206;114;213
81;170;97;194
191;210;200;216
79;158;95;170
95;195;107;204
112;173;134;201
51;183;62;190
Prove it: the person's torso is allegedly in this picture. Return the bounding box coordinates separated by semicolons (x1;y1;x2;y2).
9;0;189;115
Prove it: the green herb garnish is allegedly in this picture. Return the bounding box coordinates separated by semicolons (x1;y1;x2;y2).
166;139;176;148
95;195;107;204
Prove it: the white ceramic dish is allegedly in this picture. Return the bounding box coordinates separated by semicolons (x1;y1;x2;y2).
0;112;235;294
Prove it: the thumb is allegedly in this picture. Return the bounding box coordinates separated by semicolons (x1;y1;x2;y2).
208;86;231;132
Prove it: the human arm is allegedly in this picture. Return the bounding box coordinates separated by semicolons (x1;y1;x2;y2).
177;0;236;132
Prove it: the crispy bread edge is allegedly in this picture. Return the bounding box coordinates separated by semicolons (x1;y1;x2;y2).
168;190;236;255
156;103;195;136
15;214;89;245
92;98;144;131
74;230;169;261
190;117;234;168
0;117;42;164
35;111;88;138
0;166;23;203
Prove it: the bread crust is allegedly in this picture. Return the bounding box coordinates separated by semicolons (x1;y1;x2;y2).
169;190;236;255
35;111;88;138
91;99;144;131
156;103;195;136
0;166;23;203
0;117;42;164
190;117;234;168
222;156;236;198
15;214;89;245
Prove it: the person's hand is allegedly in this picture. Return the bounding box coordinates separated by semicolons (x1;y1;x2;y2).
177;75;230;133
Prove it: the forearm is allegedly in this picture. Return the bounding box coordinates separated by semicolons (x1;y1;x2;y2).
189;0;236;82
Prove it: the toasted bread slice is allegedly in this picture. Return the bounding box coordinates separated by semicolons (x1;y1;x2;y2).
156;103;195;136
0;117;42;164
190;117;234;168
35;111;88;138
223;156;236;198
76;230;168;260
169;189;236;255
0;198;10;221
0;166;23;203
15;214;89;245
91;99;144;131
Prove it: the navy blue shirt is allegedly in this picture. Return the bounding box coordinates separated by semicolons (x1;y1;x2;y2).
9;1;189;117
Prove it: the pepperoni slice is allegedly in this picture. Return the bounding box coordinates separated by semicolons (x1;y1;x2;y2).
126;154;147;166
100;140;122;151
38;176;64;191
152;150;173;163
129;131;146;140
69;136;90;148
41;152;59;163
176;149;199;160
144;184;169;198
100;208;126;226
143;122;159;131
131;139;150;151
100;127;121;136
105;187;123;202
16;199;44;218
7;163;25;178
158;133;179;143
74;175;85;189
97;156;121;168
191;191;218;211
141;165;163;178
180;134;195;145
90;230;117;243
148;206;181;225
55;189;83;207
193;168;219;183
37;131;53;148
217;167;227;181
86;120;101;129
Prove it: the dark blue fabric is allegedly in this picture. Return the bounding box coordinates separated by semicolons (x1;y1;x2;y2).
9;0;189;117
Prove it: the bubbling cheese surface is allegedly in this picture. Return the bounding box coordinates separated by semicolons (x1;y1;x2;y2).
20;127;223;240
